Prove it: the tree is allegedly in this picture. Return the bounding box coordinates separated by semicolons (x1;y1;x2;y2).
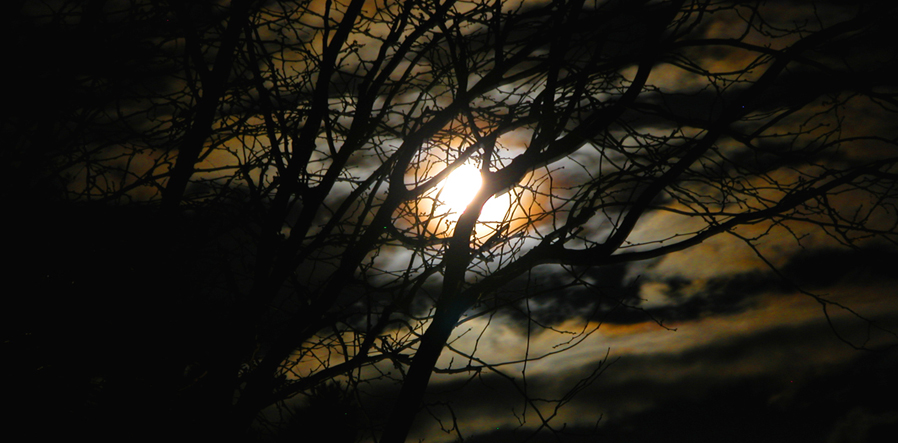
6;0;898;441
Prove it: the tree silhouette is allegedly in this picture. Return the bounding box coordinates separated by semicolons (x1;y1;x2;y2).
6;0;898;441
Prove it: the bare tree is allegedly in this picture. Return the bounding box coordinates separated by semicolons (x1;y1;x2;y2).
8;0;898;441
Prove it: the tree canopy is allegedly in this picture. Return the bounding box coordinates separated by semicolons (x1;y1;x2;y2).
5;0;898;441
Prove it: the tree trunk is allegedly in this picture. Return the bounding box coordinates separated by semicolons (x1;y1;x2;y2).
379;298;470;443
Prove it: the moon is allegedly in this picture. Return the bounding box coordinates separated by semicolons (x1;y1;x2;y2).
438;164;482;213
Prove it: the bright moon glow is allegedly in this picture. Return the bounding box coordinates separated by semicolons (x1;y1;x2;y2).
438;164;482;212
425;162;515;237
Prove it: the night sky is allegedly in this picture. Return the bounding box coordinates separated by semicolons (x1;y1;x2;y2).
4;1;898;442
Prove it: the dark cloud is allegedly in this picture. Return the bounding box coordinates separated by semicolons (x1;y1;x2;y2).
779;246;898;289
482;241;898;339
478;262;641;330
587;349;898;443
631;244;898;322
